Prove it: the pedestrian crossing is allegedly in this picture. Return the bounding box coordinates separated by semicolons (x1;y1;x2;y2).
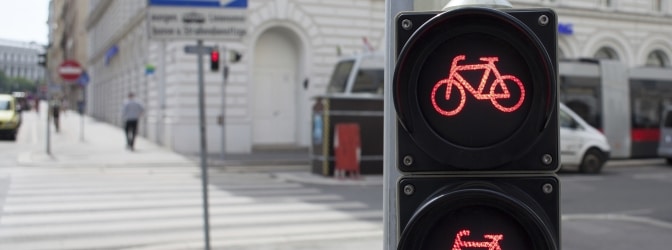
0;168;383;250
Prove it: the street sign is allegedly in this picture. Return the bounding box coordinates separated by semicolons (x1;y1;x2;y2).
78;70;90;87
184;45;215;54
148;0;247;40
58;60;83;82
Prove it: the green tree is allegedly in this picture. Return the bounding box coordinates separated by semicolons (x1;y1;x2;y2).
0;70;38;93
0;70;9;92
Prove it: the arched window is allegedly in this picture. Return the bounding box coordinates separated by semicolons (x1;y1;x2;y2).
594;47;619;60
645;50;669;67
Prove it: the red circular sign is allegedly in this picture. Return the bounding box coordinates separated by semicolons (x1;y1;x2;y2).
58;60;83;82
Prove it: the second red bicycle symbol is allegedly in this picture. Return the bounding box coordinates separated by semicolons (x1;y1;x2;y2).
431;55;526;116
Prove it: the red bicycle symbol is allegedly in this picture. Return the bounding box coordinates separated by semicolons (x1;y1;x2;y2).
452;230;503;250
431;55;526;116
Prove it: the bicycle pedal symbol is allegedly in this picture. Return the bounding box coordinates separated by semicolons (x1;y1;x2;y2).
452;230;504;250
431;55;526;116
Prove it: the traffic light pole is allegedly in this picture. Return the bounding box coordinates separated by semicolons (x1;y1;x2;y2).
220;46;227;160
383;1;413;249
196;39;212;250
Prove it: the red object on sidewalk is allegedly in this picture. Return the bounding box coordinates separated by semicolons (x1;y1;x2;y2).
334;123;361;179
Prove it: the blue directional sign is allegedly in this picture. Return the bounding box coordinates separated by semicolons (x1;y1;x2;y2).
78;70;90;87
149;0;247;8
148;0;248;40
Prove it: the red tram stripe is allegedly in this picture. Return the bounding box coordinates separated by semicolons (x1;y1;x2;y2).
631;129;660;142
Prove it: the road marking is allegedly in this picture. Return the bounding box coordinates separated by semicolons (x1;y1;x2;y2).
562;213;672;230
0;170;383;249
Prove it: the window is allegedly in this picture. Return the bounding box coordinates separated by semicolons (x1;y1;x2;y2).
560;109;581;129
645;50;669;67
594;47;619;60
0;100;10;110
327;60;355;94
351;68;384;94
664;111;672;128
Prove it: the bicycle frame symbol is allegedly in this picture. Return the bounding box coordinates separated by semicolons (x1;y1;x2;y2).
452;230;504;250
431;55;526;116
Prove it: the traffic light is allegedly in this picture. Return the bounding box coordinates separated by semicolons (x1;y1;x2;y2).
229;50;242;63
393;7;559;249
210;49;220;71
37;53;47;67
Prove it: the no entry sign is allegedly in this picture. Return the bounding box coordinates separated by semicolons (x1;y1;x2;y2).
58;60;83;82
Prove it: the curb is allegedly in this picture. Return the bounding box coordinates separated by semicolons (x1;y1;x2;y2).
273;172;383;186
605;158;666;168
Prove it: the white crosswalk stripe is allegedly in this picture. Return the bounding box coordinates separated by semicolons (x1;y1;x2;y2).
0;168;383;250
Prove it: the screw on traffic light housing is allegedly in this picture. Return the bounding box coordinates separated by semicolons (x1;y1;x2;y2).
393;7;559;250
37;53;47;67
210;49;220;71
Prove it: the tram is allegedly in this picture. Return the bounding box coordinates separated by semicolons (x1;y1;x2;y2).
559;59;672;158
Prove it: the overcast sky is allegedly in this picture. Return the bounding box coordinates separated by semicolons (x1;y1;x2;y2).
0;0;50;45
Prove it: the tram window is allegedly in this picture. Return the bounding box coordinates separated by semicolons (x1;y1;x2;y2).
351;69;384;94
630;79;672;129
559;76;601;128
327;60;355;94
664;111;672;128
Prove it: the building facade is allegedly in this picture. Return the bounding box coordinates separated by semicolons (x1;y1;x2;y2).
79;0;672;156
0;39;45;85
511;0;672;67
85;0;385;155
46;0;89;108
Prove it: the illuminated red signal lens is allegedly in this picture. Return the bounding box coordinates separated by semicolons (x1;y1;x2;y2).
431;55;526;117
452;230;503;250
210;50;220;62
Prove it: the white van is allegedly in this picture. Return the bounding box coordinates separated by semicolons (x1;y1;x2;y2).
559;103;611;173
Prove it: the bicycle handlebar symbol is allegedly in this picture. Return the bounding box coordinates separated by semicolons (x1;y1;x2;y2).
452;230;504;250
431;55;526;116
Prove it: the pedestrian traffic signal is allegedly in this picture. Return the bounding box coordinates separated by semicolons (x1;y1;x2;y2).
393;7;559;250
210;49;220;71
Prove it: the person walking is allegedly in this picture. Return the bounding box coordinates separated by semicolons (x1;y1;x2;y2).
50;97;61;132
122;92;144;151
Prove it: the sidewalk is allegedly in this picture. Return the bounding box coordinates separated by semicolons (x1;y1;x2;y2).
16;109;381;186
17;109;195;169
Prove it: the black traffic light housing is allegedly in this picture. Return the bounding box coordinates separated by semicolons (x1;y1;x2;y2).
394;8;558;172
393;7;559;250
210;49;220;71
37;53;47;67
397;176;559;250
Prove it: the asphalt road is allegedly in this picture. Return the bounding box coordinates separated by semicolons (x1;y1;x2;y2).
559;164;672;250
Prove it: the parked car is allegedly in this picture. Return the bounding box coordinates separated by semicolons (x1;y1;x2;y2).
657;105;672;164
559;102;611;173
0;94;22;140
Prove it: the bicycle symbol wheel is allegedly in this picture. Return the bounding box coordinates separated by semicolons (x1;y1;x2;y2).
489;75;525;113
431;78;466;116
